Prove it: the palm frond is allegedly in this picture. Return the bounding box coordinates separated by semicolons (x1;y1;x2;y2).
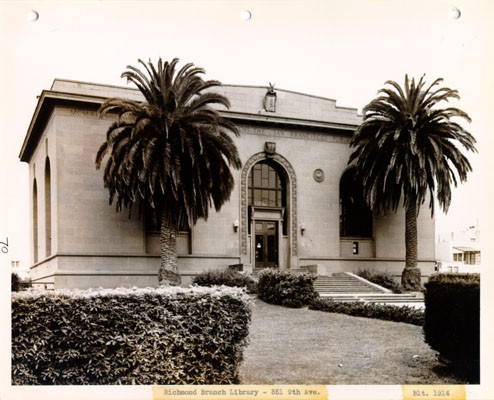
96;57;241;229
349;74;476;215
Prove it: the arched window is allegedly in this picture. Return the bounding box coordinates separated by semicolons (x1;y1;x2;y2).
248;160;285;207
248;160;287;234
45;157;52;257
339;168;373;237
33;179;38;263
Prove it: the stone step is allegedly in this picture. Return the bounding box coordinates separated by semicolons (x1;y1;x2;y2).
319;288;424;305
315;287;378;289
313;273;385;295
311;272;424;306
314;282;375;285
322;295;422;301
317;290;380;292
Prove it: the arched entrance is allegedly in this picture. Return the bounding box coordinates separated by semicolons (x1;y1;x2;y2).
248;160;286;269
240;152;297;270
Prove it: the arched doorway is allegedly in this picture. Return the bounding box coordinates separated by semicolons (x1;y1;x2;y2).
241;152;297;270
248;160;287;269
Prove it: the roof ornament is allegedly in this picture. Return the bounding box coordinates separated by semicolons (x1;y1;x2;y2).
264;82;277;112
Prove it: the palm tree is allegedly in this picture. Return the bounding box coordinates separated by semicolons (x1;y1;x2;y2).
349;75;476;290
95;58;241;286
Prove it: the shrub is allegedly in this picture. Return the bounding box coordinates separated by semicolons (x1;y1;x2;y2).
193;269;257;293
11;273;21;292
356;268;403;293
310;297;424;325
257;269;317;308
12;286;251;385
424;273;480;383
12;274;32;292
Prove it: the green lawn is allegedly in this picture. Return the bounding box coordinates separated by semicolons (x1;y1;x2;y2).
239;298;463;385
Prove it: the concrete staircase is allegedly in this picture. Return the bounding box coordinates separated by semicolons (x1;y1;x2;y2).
314;272;387;294
251;269;424;307
314;272;424;307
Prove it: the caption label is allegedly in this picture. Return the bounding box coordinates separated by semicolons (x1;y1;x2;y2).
402;385;466;400
153;385;327;400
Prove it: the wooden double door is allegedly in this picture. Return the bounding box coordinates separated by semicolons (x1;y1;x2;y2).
254;220;278;269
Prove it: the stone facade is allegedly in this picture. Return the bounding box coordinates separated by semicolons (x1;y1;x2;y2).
19;79;436;289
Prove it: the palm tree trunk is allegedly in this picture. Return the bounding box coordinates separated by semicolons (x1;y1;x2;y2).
401;199;422;290
158;213;182;286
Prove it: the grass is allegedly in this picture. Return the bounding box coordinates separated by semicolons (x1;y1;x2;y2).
239;298;465;385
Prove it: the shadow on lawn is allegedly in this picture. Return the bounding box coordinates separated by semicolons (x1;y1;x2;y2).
431;360;479;385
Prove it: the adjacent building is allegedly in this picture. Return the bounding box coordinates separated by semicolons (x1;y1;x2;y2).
19;79;436;289
436;224;481;273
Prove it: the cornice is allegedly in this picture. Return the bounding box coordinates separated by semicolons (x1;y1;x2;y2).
19;88;359;163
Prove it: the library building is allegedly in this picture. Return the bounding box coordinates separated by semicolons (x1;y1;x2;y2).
19;79;435;289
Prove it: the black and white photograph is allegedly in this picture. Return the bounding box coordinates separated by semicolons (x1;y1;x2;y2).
1;1;493;399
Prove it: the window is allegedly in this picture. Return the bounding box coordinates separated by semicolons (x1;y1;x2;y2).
248;161;284;208
248;160;287;235
33;179;38;263
45;157;52;257
144;207;191;254
465;252;477;265
339;168;373;237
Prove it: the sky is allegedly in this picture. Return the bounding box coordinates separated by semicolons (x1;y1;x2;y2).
0;1;493;398
1;0;492;273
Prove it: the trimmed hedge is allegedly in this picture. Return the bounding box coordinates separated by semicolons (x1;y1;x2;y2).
424;273;480;382
257;269;318;308
355;269;403;293
12;286;251;385
193;269;257;293
310;297;424;325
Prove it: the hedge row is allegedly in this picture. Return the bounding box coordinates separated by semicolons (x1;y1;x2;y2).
12;286;251;385
193;269;257;293
310;297;424;325
424;273;480;383
257;269;318;308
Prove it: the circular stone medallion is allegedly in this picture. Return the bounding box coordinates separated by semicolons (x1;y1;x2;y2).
313;168;325;182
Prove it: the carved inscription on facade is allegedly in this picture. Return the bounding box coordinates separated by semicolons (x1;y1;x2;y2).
241;126;352;144
69;108;99;117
